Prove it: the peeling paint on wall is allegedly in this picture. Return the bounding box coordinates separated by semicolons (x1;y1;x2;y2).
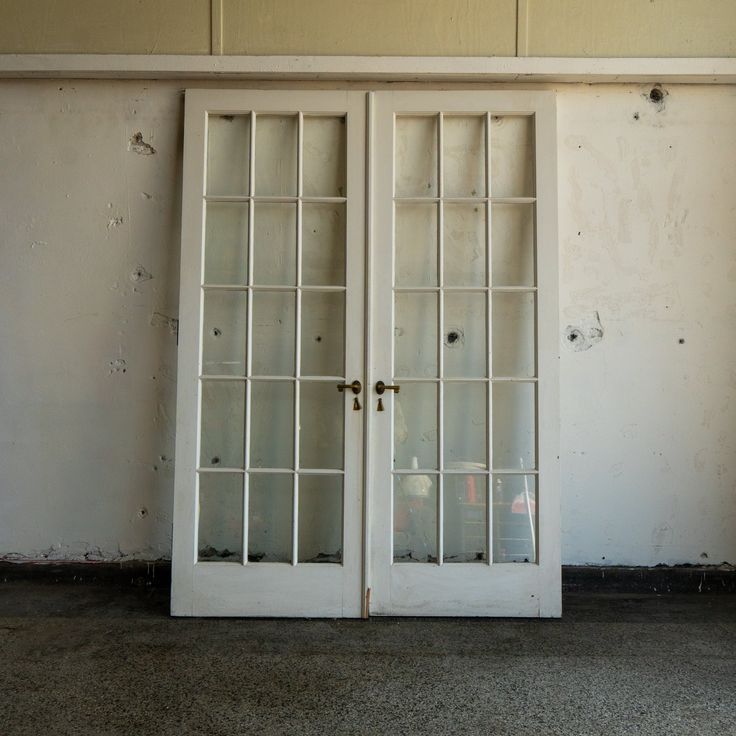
128;131;156;155
564;311;604;351
150;312;179;339
130;265;153;283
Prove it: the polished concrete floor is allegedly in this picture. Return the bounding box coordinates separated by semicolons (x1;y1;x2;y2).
0;583;734;735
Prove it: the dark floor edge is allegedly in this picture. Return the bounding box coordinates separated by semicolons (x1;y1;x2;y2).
1;560;734;593
563;564;735;594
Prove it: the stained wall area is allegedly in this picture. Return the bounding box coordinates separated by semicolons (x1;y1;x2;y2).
0;0;735;57
1;1;735;566
0;80;734;567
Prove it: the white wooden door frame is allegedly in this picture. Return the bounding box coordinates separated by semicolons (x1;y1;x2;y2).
172;89;366;617
368;91;560;617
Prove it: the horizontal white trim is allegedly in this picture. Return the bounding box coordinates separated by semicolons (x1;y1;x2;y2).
0;54;735;83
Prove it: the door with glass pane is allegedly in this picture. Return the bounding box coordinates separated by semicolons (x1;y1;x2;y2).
172;90;365;616
369;91;560;617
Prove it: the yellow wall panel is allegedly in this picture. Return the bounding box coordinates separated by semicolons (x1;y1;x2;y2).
221;0;517;56
0;0;212;54
523;0;736;57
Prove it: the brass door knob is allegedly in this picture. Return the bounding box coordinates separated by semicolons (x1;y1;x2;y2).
375;380;400;395
337;380;362;395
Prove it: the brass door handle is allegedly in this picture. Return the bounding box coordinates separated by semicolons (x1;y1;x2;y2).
375;380;400;395
337;380;362;395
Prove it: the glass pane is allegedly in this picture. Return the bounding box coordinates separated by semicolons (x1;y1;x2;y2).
492;204;535;286
248;473;293;562
443;292;487;378
300;382;344;470
443;474;487;563
255;115;297;196
202;291;247;376
303;116;346;197
443;203;486;286
198;473;243;562
444;116;485;198
393;474;437;563
394;383;437;470
491;116;534;198
395;203;437;287
249;381;294;468
253;203;296;285
394;292;438;378
444;383;487;468
493;475;536;563
251;291;295;376
301;291;344;376
298;475;343;563
200;381;245;469
207;114;250;197
492;292;535;377
204;203;248;285
302;203;345;286
492;382;535;470
395;116;438;197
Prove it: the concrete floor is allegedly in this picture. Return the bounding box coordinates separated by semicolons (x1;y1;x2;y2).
0;583;734;736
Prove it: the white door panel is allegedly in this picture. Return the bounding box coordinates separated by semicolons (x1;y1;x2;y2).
368;91;560;617
172;90;365;617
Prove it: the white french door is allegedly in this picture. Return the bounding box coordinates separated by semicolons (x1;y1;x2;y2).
172;89;559;618
172;91;366;616
368;91;560;617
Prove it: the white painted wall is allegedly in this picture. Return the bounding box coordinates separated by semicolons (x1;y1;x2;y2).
0;80;734;566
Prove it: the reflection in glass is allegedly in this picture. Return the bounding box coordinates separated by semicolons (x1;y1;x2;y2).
395;116;438;197
249;381;294;468
248;473;293;562
491;116;534;198
298;475;343;563
492;292;535;377
302;204;345;286
301;291;344;376
198;473;243;562
253;203;297;285
200;381;245;469
443;474;487;562
255;115;297;196
300;382;344;470
207;115;250;197
443;292;486;378
251;291;295;376
393;383;437;470
204;203;248;285
492;382;535;470
493;475;536;563
395;292;438;377
395;203;437;287
393;474;437;563
202;290;247;376
491;204;535;287
443;203;486;286
443;115;485;198
444;383;487;467
303;116;346;197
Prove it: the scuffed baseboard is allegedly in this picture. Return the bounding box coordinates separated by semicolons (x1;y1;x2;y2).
1;560;734;594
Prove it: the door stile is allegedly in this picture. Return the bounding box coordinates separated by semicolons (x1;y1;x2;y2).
362;92;375;617
532;95;561;617
368;91;560;617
